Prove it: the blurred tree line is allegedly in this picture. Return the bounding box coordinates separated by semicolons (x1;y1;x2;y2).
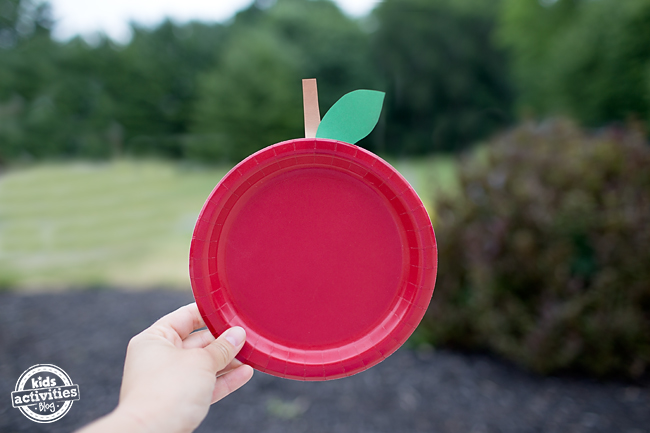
1;0;649;163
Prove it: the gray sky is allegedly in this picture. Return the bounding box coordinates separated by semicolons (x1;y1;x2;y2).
48;0;382;43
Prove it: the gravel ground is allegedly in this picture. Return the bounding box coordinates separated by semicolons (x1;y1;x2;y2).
0;290;648;433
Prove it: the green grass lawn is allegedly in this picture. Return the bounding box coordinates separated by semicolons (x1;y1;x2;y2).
388;154;459;216
0;160;230;290
0;156;457;291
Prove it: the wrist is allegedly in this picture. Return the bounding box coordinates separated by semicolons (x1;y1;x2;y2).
113;402;191;433
111;405;155;432
75;405;152;433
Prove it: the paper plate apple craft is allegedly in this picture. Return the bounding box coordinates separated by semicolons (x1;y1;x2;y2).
190;79;437;381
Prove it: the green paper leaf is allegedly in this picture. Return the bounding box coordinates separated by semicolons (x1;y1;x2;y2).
316;89;385;144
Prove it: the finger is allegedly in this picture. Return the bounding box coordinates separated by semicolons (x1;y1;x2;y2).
211;365;254;404
154;303;206;341
182;329;215;349
203;327;246;373
217;358;244;377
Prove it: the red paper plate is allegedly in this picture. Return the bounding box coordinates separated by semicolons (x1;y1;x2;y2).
190;138;437;380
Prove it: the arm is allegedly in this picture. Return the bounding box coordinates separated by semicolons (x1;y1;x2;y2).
77;303;254;433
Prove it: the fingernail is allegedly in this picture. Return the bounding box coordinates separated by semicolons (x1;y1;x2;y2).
224;326;246;347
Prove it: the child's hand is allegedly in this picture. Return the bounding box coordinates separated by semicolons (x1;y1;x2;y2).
78;303;254;433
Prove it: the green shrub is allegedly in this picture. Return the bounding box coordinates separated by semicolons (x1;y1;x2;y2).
424;120;650;378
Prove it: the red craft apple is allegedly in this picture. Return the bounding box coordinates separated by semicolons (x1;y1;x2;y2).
190;79;437;381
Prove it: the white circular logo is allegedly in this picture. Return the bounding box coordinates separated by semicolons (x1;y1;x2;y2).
11;364;80;423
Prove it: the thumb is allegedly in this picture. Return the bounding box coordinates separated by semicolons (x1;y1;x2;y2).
203;326;247;373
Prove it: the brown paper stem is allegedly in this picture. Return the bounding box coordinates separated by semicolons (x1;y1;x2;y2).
302;78;321;138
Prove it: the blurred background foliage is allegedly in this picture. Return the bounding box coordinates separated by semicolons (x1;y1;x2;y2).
1;0;649;379
499;0;650;127
3;0;650;160
425;120;650;378
1;0;515;161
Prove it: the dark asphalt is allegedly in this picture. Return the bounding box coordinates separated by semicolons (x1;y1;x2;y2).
0;290;648;433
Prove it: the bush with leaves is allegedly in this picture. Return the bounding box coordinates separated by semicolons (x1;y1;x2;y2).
424;120;650;378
